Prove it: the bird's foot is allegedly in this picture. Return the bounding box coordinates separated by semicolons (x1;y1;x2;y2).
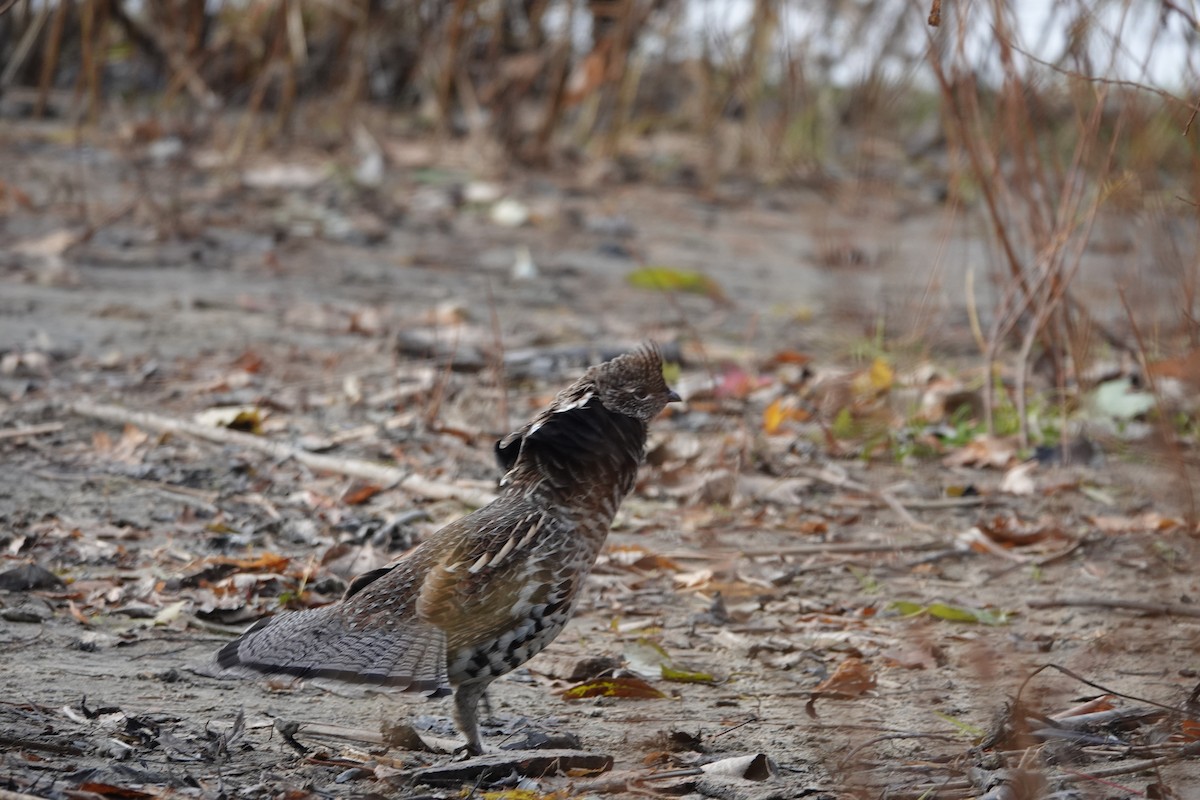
451;740;485;760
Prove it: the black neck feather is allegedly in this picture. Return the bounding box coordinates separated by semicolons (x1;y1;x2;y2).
504;398;646;496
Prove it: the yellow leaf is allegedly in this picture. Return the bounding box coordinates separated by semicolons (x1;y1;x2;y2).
480;790;567;800
561;676;667;700
763;398;787;434
869;357;894;392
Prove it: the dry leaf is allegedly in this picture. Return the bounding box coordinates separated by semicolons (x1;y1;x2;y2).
208;553;292;573
975;515;1066;547
194;406;265;434
762;397;809;434
673;569;714;589
700;753;778;780
342;483;383;505
1090;512;1181;533
813;656;875;697
1001;461;1037;495
713;366;769;399
880;643;938;670
603;544;680;573
942;434;1017;469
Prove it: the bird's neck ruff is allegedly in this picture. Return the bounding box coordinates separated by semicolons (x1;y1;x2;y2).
502;397;646;509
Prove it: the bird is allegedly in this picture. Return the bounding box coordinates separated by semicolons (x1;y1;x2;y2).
214;343;680;755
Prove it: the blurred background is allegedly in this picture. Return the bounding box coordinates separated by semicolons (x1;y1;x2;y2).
2;0;1199;452
3;1;1195;171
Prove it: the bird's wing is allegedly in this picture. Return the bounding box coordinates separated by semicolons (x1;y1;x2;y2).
415;509;577;653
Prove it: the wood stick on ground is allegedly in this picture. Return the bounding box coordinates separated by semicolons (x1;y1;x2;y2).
797;467;935;532
1027;597;1200;618
901;496;987;509
982;536;1089;583
276;719;461;754
68;401;497;508
279;719;384;745
0;422;64;440
737;540;945;557
1057;743;1200;782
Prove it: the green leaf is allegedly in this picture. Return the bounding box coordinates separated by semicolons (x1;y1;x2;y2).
926;602;981;622
831;407;856;439
890;601;1009;625
627;266;724;299
661;665;717;684
890;600;925;616
1091;378;1155;421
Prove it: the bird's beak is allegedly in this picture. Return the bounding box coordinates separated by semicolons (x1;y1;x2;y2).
667;389;682;403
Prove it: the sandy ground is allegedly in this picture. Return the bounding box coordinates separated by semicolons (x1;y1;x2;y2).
2;130;1199;799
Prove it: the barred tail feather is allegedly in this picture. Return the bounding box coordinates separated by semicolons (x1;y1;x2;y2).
214;607;450;694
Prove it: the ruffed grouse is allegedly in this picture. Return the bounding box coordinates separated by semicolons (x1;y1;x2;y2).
215;343;679;754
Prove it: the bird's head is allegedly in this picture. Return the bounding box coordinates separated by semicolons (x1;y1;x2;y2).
590;342;681;422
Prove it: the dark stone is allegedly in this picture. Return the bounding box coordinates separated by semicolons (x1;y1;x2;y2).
0;562;66;592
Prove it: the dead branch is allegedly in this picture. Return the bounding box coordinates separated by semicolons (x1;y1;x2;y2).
795;467;935;532
108;0;220;110
0;422;64;440
67;400;497;508
737;541;945;558
275;718;460;754
1026;598;1200;618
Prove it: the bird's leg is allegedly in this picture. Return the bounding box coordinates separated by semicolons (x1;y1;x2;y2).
452;679;492;756
480;688;493;722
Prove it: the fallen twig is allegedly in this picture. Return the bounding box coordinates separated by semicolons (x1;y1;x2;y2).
280;719;384;745
738;540;945;557
68;401;497;508
982;536;1089;583
400;749;614;785
277;719;460;754
1027;597;1200;618
797;467;935;532
1058;742;1200;782
900;496;987;509
0;422;64;440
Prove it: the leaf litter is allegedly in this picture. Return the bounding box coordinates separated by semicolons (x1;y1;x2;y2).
1;134;1199;799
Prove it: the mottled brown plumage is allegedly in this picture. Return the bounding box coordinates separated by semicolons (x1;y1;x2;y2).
215;343;678;754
